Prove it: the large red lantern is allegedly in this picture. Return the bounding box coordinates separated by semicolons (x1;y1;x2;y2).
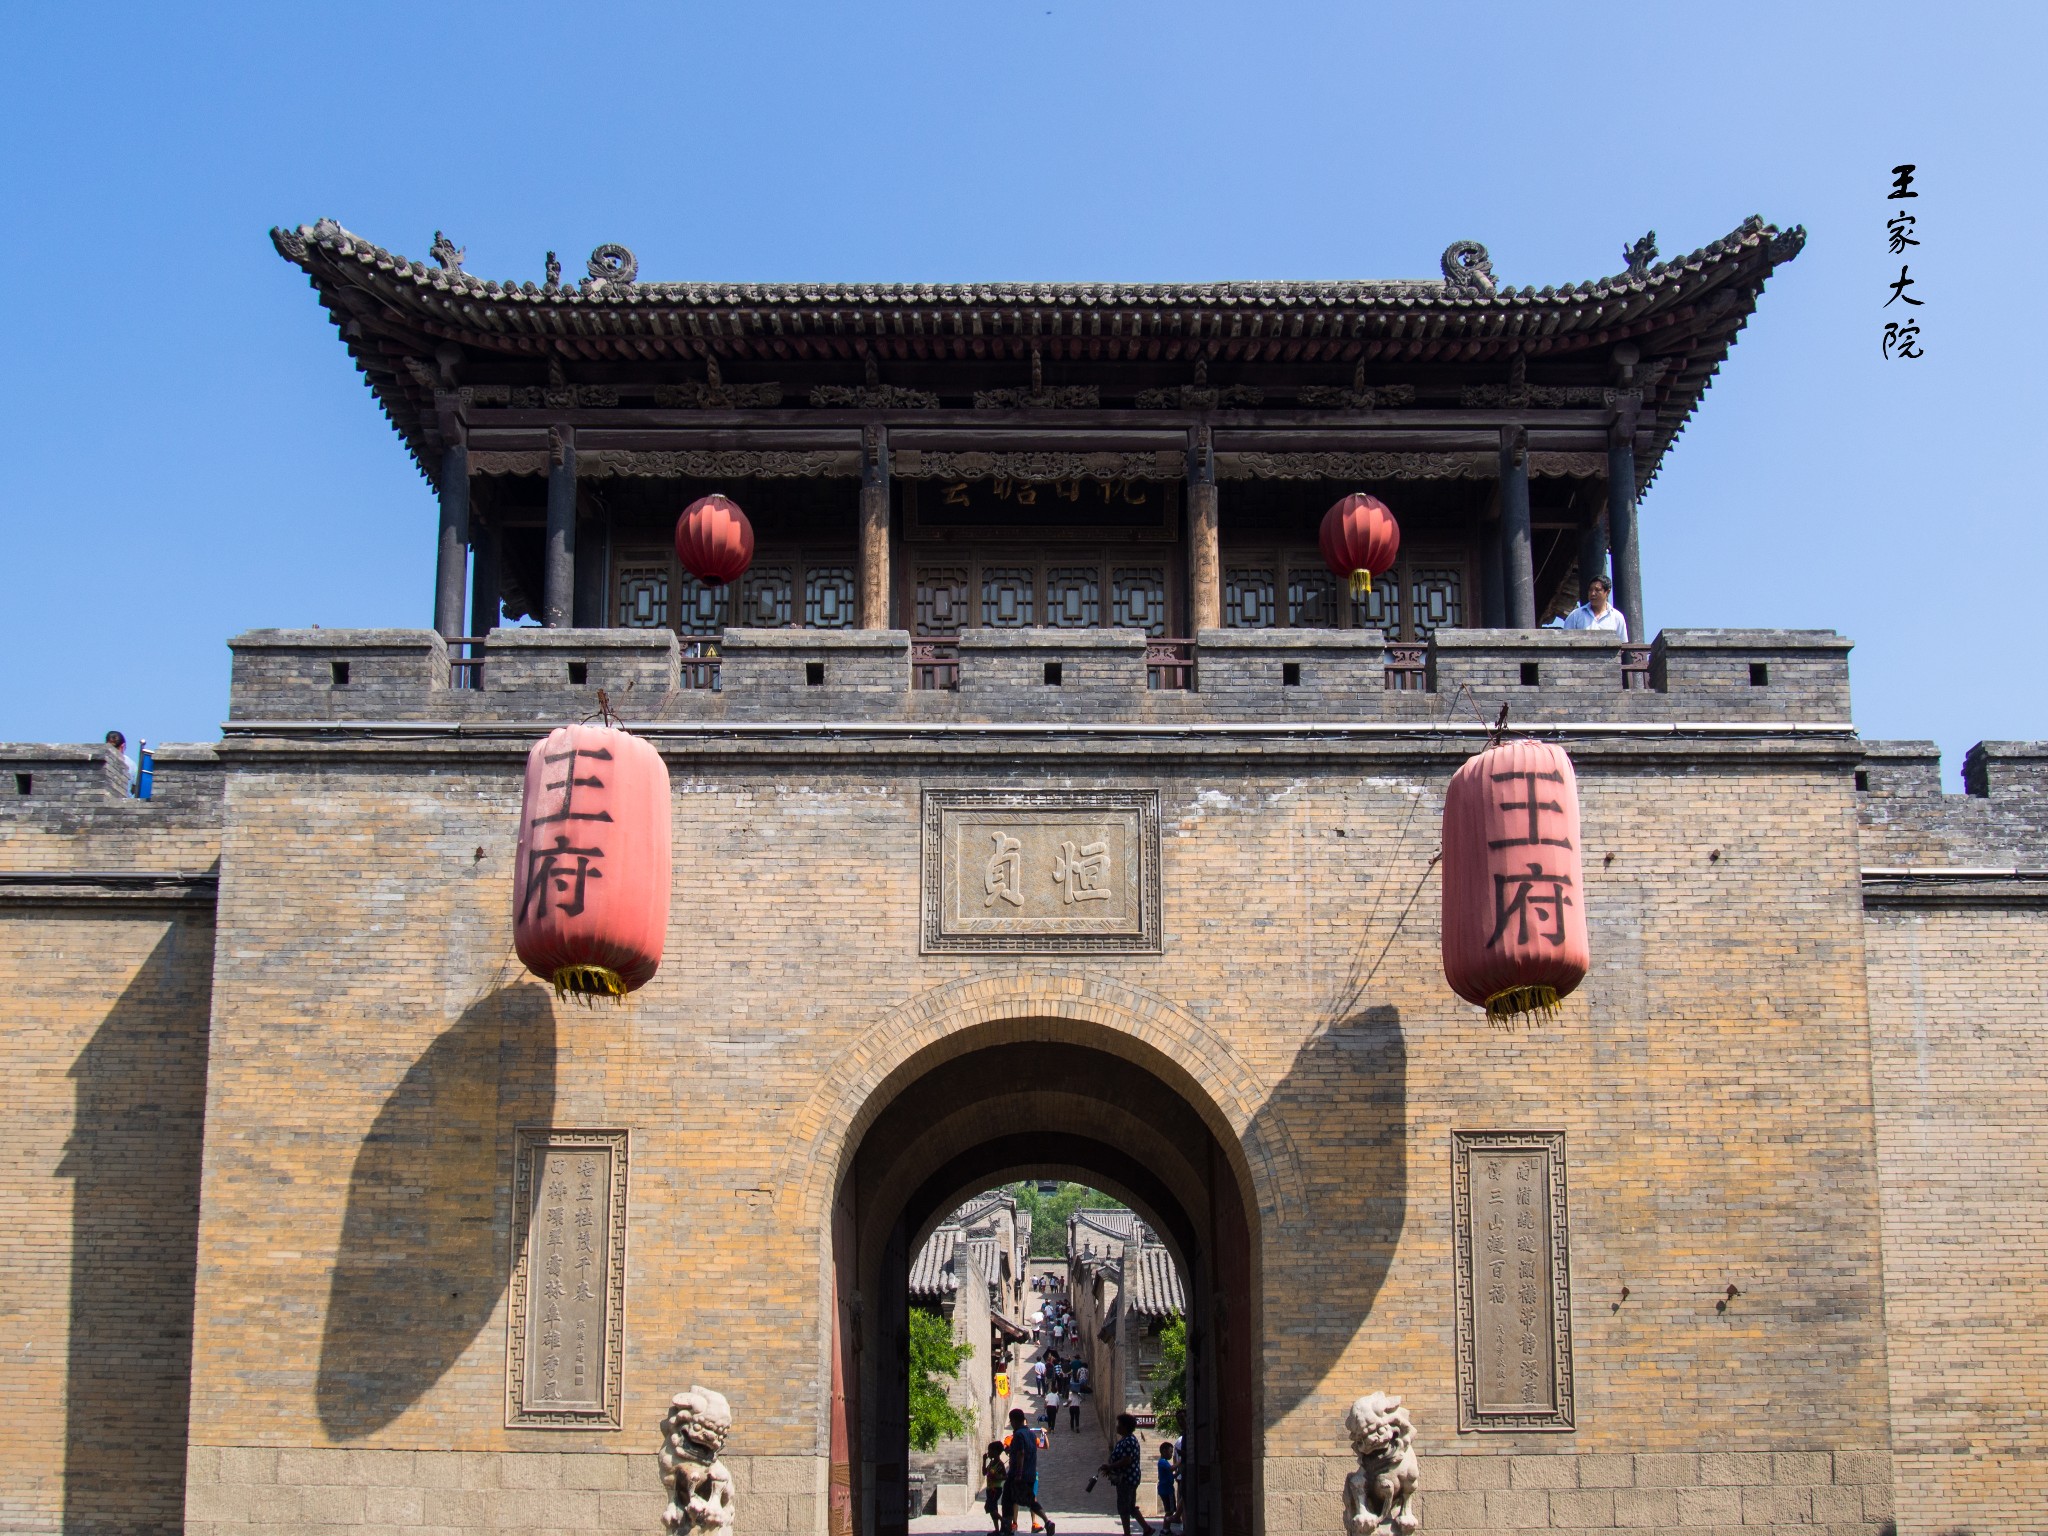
1441;738;1591;1026
674;493;754;587
1320;492;1400;599
513;723;671;1002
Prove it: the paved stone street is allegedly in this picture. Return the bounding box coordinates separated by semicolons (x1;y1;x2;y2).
913;1333;1167;1536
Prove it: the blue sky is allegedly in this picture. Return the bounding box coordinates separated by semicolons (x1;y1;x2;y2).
2;1;2041;781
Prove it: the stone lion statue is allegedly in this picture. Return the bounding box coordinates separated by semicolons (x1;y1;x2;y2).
1342;1391;1419;1536
659;1387;735;1533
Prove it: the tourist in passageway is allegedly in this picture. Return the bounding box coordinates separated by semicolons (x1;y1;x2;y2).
1099;1413;1152;1536
1042;1383;1061;1433
1001;1408;1055;1536
1155;1442;1178;1533
981;1442;1006;1533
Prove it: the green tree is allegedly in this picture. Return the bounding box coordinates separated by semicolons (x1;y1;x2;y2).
1004;1181;1128;1256
907;1305;973;1452
1148;1314;1188;1435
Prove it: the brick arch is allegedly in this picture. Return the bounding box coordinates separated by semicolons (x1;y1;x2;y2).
777;967;1307;1230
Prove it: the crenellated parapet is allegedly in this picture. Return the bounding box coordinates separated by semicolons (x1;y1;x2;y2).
1858;738;2048;901
223;625;1859;732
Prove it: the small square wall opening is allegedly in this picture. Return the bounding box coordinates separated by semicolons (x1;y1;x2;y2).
329;660;350;686
1749;662;1770;687
13;772;29;796
1854;770;1870;792
1282;662;1302;687
567;661;589;686
806;661;826;687
1043;661;1063;686
1520;661;1540;687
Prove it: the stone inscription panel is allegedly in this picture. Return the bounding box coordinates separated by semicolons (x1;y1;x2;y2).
1452;1130;1574;1431
506;1129;629;1428
922;789;1162;953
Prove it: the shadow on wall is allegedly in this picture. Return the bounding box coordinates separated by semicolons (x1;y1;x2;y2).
316;979;557;1437
1248;1002;1407;1425
61;919;214;1536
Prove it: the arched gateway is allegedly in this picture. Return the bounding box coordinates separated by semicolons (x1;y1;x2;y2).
832;1025;1260;1535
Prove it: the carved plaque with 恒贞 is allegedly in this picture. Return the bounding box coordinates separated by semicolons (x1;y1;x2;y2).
1451;1130;1575;1432
506;1129;629;1428
922;789;1161;953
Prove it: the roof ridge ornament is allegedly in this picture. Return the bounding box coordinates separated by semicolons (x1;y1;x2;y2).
1440;240;1496;297
586;243;638;289
1623;231;1659;278
430;231;465;274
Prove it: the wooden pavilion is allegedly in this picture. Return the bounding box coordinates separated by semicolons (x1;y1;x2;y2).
273;219;1803;677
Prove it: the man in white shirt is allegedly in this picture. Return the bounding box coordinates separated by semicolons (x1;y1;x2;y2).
1561;575;1628;640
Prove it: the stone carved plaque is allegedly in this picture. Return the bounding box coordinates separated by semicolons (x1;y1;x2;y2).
506;1129;629;1428
1451;1130;1574;1432
921;789;1161;954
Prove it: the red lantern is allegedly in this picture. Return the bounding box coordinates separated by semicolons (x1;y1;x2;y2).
1441;738;1591;1026
513;723;671;1002
1320;492;1400;599
674;493;754;587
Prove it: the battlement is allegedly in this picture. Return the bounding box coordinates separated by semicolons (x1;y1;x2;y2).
1858;738;2048;874
225;625;1857;728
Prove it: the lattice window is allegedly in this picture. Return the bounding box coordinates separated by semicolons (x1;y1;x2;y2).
1224;567;1276;629
805;565;857;629
674;574;729;635
1411;568;1463;640
915;568;969;634
1111;568;1167;636
1288;568;1341;627
616;566;669;629
1352;576;1401;638
1046;568;1101;628
738;567;793;628
981;568;1036;627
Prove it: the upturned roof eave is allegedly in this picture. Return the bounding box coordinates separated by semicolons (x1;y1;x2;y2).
271;217;1803;497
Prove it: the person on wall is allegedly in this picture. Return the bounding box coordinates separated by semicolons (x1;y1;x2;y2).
1560;573;1629;639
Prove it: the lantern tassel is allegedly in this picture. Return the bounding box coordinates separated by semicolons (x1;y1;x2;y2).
1484;984;1563;1028
551;963;628;1005
1349;569;1372;599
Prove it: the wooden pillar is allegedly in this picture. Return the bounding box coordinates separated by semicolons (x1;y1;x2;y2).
469;513;501;638
544;425;577;629
433;439;469;639
859;424;890;627
573;505;606;628
1499;425;1536;628
1479;514;1506;627
1608;414;1644;641
1187;424;1220;632
1576;503;1609;604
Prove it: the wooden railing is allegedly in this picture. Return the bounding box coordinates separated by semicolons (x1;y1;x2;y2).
448;637;488;689
1383;644;1428;691
1146;638;1195;691
1619;646;1652;690
451;633;1659;696
680;638;721;691
912;637;960;691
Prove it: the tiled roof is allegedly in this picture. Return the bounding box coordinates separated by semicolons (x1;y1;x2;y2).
273;218;1800;353
909;1226;971;1299
1068;1208;1139;1252
1122;1242;1185;1319
272;217;1803;494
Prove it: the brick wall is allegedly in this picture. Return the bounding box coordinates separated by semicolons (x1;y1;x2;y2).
0;745;220;1535
0;906;215;1536
1865;904;2048;1536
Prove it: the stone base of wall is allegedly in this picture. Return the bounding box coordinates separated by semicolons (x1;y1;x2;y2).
1264;1449;1895;1535
184;1446;826;1535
